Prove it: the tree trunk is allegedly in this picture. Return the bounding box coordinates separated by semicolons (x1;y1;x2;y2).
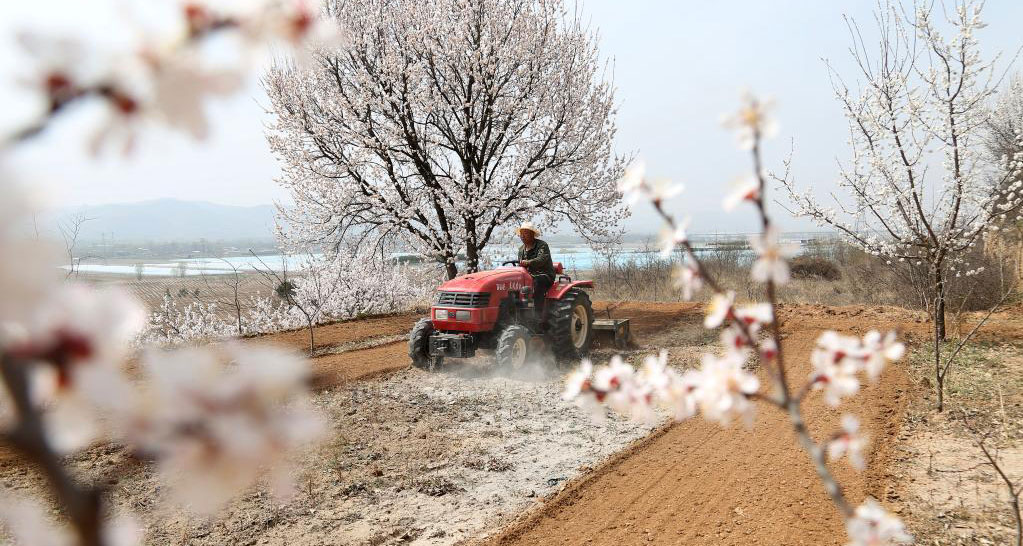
307;320;315;354
934;268;947;341
935;325;945;412
445;262;458;280
465;243;480;274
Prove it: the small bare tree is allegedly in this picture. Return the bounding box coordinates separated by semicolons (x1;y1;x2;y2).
58;212;95;279
200;258;250;336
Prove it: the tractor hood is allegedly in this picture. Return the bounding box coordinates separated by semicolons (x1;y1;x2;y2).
437;267;530;293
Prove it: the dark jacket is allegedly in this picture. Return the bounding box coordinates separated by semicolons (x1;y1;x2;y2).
518;239;556;279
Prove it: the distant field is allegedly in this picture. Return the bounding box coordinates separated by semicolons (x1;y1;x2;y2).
76;271;277;315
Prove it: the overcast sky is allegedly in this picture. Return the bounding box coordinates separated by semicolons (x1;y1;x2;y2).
2;0;1022;234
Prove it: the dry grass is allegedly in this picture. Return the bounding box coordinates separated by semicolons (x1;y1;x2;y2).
585;239;1019;312
890;340;1023;544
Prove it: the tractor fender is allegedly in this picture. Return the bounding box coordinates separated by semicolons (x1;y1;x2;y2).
545;280;594;300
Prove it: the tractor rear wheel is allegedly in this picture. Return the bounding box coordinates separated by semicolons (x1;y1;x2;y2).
548;289;594;361
409;318;442;371
496;325;531;370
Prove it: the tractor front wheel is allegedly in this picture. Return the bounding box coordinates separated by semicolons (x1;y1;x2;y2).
496;325;531;370
409;318;442;371
548;289;594;361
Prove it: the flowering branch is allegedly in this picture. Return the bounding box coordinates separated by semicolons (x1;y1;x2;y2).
568;93;911;545
5;0;340;152
0;2;343;543
0;355;104;546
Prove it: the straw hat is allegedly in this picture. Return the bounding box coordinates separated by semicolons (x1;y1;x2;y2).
517;221;541;237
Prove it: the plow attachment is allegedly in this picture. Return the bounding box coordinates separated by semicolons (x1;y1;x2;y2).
592;318;631;349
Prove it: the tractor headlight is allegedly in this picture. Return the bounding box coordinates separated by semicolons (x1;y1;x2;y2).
455;310;470;321
434;309;449;320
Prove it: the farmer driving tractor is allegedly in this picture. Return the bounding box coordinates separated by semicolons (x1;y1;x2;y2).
516;221;556;317
407;219;599;371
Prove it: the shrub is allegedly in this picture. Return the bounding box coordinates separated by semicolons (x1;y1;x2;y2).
790;257;841;281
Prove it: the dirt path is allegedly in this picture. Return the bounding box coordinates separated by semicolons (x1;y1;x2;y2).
480;306;915;546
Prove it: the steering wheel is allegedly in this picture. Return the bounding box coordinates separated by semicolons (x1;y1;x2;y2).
500;260;520;267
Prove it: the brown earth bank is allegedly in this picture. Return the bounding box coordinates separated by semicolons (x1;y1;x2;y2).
475;304;936;546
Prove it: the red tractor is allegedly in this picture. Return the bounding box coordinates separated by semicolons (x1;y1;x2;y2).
408;261;595;370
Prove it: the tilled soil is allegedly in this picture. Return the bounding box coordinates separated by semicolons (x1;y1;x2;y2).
0;301;709;546
479;306;919;546
5;301;1013;545
248;313;422;353
45;364;661;546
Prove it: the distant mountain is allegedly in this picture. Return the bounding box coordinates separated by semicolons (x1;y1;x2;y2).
57;199;277;243
53;199;826;246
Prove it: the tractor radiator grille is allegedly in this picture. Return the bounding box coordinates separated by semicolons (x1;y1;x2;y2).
436;291;490;308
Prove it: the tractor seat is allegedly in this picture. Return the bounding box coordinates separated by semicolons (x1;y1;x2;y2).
553;262;564;274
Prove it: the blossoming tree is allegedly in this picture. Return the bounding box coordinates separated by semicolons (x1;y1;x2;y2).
265;0;627;278
987;73;1023;249
778;0;1023;344
567;95;912;545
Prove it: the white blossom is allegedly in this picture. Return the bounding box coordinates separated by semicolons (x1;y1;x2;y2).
704;291;735;329
617;161;646;205
721;92;778;150
647;177;685;204
658;218;690;258
723;176;760;211
690;352;759;427
733;303;774;330
720;325;750;353
827;415;868;470
562;359;593;400
147;51;245;140
809;332;863;406
846;498;912;545
750;227;798;284
808;330;905;406
0;491;141;546
861;330;904;381
109;344;327;514
592;355;641;415
0;174;63;343
672;262;703;301
758;337;778;361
